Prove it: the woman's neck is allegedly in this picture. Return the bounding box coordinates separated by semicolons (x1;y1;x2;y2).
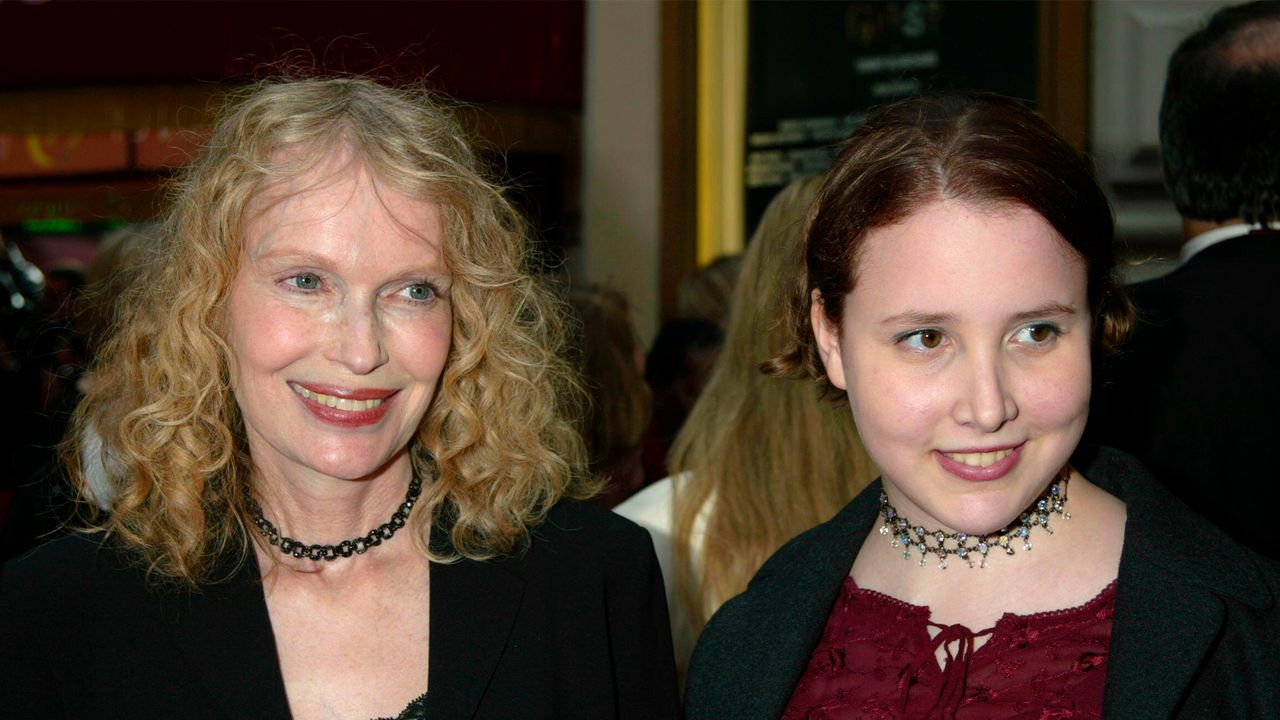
251;451;417;552
852;469;1126;630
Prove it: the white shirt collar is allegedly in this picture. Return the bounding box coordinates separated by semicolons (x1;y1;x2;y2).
1179;223;1269;266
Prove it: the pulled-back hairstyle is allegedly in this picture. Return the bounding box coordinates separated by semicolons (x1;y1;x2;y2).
771;92;1133;387
1160;0;1280;224
66;77;590;585
669;176;877;665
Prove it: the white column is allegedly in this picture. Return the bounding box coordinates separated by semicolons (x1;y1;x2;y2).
579;0;662;344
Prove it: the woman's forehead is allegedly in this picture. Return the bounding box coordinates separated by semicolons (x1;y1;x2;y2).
243;158;444;260
847;199;1085;316
855;200;1076;269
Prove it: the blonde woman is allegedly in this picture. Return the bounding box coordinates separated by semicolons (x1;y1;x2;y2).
616;177;877;672
0;77;678;719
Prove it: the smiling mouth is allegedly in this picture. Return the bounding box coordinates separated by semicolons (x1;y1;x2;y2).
289;383;386;412
941;448;1016;468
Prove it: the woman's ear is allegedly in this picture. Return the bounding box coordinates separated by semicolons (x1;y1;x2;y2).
810;289;848;390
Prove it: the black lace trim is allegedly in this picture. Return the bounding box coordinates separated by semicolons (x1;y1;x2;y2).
371;690;428;720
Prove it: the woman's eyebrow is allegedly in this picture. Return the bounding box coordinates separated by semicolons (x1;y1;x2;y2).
1008;302;1078;324
880;311;957;327
250;248;332;265
878;303;1078;328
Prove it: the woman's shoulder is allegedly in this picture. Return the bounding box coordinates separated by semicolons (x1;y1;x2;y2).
690;483;879;648
1;532;129;596
0;533;150;657
750;481;882;584
495;499;668;616
686;486;881;719
526;497;657;567
613;474;680;533
1080;447;1280;586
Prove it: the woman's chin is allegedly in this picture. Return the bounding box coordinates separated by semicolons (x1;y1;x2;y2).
290;443;410;483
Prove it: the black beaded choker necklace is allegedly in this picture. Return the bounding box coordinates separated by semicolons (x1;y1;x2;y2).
249;475;422;562
877;469;1070;569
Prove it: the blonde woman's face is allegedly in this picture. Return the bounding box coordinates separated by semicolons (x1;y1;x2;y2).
225;158;452;483
811;199;1091;536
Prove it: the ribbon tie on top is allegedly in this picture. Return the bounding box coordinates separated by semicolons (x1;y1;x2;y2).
897;621;995;719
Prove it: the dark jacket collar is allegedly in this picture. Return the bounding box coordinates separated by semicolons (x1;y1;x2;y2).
163;545;293;719
697;446;1274;720
1074;446;1274;718
164;516;527;720
423;517;525;719
685;482;881;719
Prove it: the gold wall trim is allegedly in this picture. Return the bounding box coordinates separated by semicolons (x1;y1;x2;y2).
696;0;748;266
1038;0;1089;151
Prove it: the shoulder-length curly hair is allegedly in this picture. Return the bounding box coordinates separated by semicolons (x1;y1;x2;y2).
66;77;591;586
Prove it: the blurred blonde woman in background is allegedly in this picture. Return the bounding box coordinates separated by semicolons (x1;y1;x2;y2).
617;176;877;673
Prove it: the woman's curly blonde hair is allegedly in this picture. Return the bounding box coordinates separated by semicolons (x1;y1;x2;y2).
65;77;591;586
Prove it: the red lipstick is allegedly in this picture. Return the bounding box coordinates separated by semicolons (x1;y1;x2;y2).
290;383;397;428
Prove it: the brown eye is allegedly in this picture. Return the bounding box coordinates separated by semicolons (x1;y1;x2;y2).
900;328;946;352
1014;324;1059;345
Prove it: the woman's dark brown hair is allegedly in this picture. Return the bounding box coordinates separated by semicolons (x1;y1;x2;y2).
769;91;1133;388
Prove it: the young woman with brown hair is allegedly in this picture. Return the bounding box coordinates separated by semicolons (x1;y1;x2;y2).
685;92;1280;719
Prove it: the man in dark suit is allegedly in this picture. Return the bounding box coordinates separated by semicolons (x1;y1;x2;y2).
1089;1;1280;558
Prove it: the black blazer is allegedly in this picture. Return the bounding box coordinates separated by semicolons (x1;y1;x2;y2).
685;447;1280;720
1086;229;1280;557
0;500;681;719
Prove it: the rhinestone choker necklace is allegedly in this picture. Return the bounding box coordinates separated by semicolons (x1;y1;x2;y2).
249;475;422;562
877;470;1070;569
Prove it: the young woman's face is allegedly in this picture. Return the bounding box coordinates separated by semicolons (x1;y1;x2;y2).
225;156;453;484
813;199;1091;535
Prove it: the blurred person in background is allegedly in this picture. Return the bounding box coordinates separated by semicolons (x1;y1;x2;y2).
567;285;651;508
677;253;741;330
0;234;46;548
0;223;158;560
618;176;877;675
1088;0;1280;559
76;223;160;386
641;317;723;484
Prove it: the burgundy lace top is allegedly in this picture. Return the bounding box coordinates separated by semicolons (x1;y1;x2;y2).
782;576;1116;720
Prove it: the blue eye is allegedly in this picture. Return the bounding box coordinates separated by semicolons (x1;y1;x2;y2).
289;274;320;291
1013;323;1060;345
900;329;945;351
400;283;435;303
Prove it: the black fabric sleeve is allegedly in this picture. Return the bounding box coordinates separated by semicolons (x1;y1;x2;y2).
0;551;67;718
606;520;682;719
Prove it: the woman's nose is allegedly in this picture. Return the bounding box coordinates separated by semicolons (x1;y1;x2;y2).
953;354;1018;433
325;301;389;375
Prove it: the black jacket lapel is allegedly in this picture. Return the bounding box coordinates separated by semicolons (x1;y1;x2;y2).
687;482;881;719
422;537;525;719
164;550;293;719
1083;448;1273;719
